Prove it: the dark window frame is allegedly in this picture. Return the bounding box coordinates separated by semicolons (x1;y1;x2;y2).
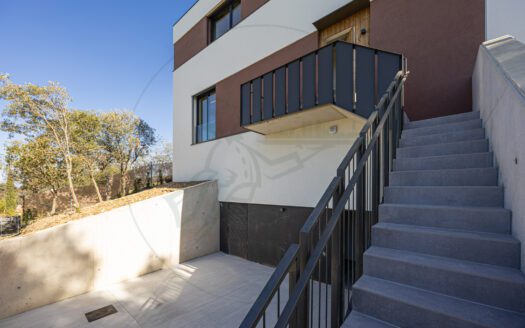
209;0;241;43
193;88;217;145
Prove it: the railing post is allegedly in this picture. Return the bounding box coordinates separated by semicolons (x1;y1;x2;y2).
391;84;399;159
331;174;344;327
298;231;310;328
397;78;404;142
289;259;299;328
382;98;390;188
401;57;407;134
371;113;380;229
388;95;395;171
355;137;365;281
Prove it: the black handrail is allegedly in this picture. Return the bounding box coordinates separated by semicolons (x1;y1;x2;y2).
239;244;300;328
279;70;406;328
239;66;408;328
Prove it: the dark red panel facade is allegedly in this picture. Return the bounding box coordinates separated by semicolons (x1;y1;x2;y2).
174;0;270;70
215;32;319;138
242;0;269;19
370;0;485;121
174;17;208;70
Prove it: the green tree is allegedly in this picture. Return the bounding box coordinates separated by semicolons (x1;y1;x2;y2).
0;168;5;214
4;168;17;215
100;111;156;196
8;138;66;215
0;182;5;214
0;74;80;209
70;110;105;202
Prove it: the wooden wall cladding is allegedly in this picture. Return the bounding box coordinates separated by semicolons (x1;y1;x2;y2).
319;7;370;47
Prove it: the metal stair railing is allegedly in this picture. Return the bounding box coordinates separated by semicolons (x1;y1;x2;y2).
239;65;408;328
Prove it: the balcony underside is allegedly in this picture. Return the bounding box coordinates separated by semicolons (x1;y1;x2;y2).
243;104;366;135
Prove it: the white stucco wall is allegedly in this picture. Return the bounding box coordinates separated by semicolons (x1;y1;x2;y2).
0;181;220;319
486;0;525;42
172;0;365;207
473;37;525;273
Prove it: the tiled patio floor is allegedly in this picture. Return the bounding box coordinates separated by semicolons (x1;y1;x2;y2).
0;253;274;328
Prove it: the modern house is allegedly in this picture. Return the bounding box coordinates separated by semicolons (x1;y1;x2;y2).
172;0;525;326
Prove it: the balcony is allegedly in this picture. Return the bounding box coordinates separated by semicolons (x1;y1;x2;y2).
240;41;402;135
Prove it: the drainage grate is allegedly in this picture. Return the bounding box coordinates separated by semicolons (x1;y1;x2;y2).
85;305;118;322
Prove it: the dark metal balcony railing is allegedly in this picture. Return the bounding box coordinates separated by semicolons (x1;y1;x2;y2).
240;65;408;327
241;41;402;127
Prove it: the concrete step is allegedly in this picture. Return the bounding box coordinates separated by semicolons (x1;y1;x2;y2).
384;186;503;207
364;247;525;313
342;311;399;328
371;223;521;268
379;203;511;234
405;111;480;130
401;119;482;138
352;276;525;328
390;167;498;186
397;139;488;158
393;152;493;171
399;128;485;147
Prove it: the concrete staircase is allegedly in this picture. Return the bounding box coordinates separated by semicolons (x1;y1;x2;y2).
343;111;525;327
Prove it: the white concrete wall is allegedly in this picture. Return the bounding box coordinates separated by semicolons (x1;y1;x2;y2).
486;0;525;42
473;37;525;273
0;181;219;319
172;0;364;207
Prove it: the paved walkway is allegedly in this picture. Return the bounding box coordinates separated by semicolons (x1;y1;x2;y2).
0;253;274;328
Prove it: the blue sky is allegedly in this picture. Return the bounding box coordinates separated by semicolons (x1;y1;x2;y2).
0;0;197;147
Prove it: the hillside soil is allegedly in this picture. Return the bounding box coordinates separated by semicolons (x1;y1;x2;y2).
1;181;202;239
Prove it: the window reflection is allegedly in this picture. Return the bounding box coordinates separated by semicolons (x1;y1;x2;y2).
211;0;241;42
195;90;216;143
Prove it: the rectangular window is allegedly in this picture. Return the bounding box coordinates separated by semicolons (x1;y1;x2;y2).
210;0;241;42
195;89;216;143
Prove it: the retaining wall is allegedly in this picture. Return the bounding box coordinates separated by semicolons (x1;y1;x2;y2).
0;180;219;319
473;36;525;273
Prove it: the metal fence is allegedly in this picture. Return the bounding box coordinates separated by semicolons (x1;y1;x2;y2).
241;41;401;127
128;161;173;193
0;216;21;236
